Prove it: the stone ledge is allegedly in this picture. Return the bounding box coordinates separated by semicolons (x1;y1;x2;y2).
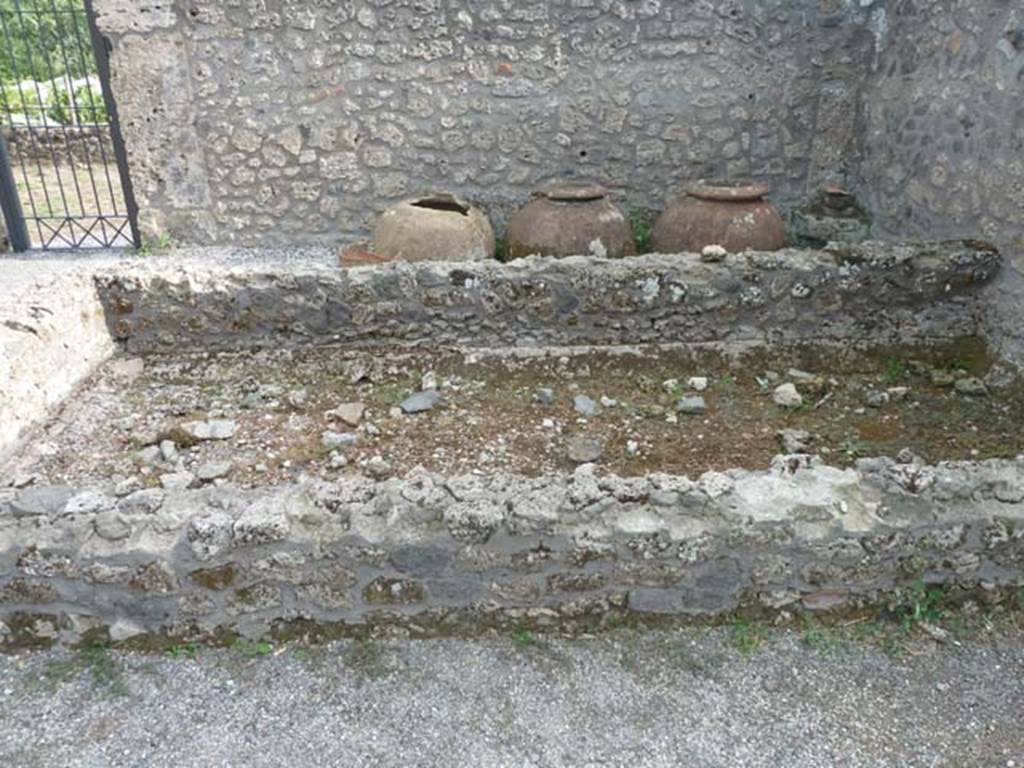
93;240;1001;353
2;455;1021;648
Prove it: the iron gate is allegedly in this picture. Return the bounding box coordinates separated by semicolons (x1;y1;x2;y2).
0;0;138;251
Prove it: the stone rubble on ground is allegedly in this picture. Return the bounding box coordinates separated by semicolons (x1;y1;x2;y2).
773;383;803;409
400;390;441;414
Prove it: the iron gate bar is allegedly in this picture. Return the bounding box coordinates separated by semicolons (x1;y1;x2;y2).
85;0;139;248
0;0;139;251
0;129;29;250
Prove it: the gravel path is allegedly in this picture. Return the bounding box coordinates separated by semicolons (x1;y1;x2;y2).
1;627;1021;768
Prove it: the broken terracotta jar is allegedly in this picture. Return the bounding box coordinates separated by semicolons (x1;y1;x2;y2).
373;193;496;262
651;181;788;254
504;183;635;260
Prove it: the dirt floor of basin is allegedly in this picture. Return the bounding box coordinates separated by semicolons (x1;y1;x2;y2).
4;339;1024;489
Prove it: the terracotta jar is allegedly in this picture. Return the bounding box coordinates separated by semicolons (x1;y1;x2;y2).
651;181;787;254
505;183;635;260
373;193;496;262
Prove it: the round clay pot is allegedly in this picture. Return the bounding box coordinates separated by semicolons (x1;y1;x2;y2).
651;181;788;254
505;183;636;260
373;193;496;262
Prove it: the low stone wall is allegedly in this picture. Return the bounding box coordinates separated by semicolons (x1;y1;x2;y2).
95;240;1001;354
0;259;117;465
1;126;113;166
1;455;1022;648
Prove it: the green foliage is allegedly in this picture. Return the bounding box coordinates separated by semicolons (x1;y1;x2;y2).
344;638;389;679
166;642;199;660
38;643;128;696
232;638;273;657
884;357;908;385
0;0;94;85
899;578;946;632
627;204;655;254
728;619;764;657
511;629;536;649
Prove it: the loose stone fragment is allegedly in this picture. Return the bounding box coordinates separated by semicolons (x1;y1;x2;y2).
329;402;365;427
567;436;603;464
178;420;238;441
954;377;988;396
160;472;195;491
197;462;232;482
865;390;890;408
687;377;709;392
133;446;162;466
400;390;441;414
159;440;178;462
322;431;358;449
701;244;727;262
930;369;956;387
772;383;803;409
777;429;813;454
534;388;555;406
676;396;707;415
363;455;393;480
573;395;599;417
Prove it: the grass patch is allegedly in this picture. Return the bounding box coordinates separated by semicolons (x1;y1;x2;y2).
626;203;655;254
232;638;274;658
728;619;764;657
36;644;128;697
166;642;199;660
344;638;389;680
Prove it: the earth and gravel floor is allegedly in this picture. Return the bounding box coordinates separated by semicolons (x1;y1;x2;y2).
1;611;1023;768
6;339;1023;489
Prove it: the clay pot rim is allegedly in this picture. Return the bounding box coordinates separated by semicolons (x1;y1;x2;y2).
402;192;473;217
534;183;609;203
687;180;770;202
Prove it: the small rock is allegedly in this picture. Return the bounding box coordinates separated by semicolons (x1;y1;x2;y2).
421;371;438;391
322;431;358;449
888;386;911;402
109;619;147;643
567;436;603;464
179;420;238;441
687;377;709;392
401;390;441;414
701;244;727;262
159;440;178;462
134;446;162;466
626;440;640;457
328;402;366;427
676;396;707;415
777;429;813;454
772;383;803;409
287;389;309;410
600;396;618;408
534;388;555;406
573;395;600;417
865;390;890;408
160;472;195;491
364;456;393;480
662;379;680;394
329;452;348;469
197;462;232;482
954;377;988;396
930;369;956;388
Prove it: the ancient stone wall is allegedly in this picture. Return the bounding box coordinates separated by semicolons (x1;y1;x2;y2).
2;455;1022;648
859;1;1024;367
93;240;1000;354
90;0;885;247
